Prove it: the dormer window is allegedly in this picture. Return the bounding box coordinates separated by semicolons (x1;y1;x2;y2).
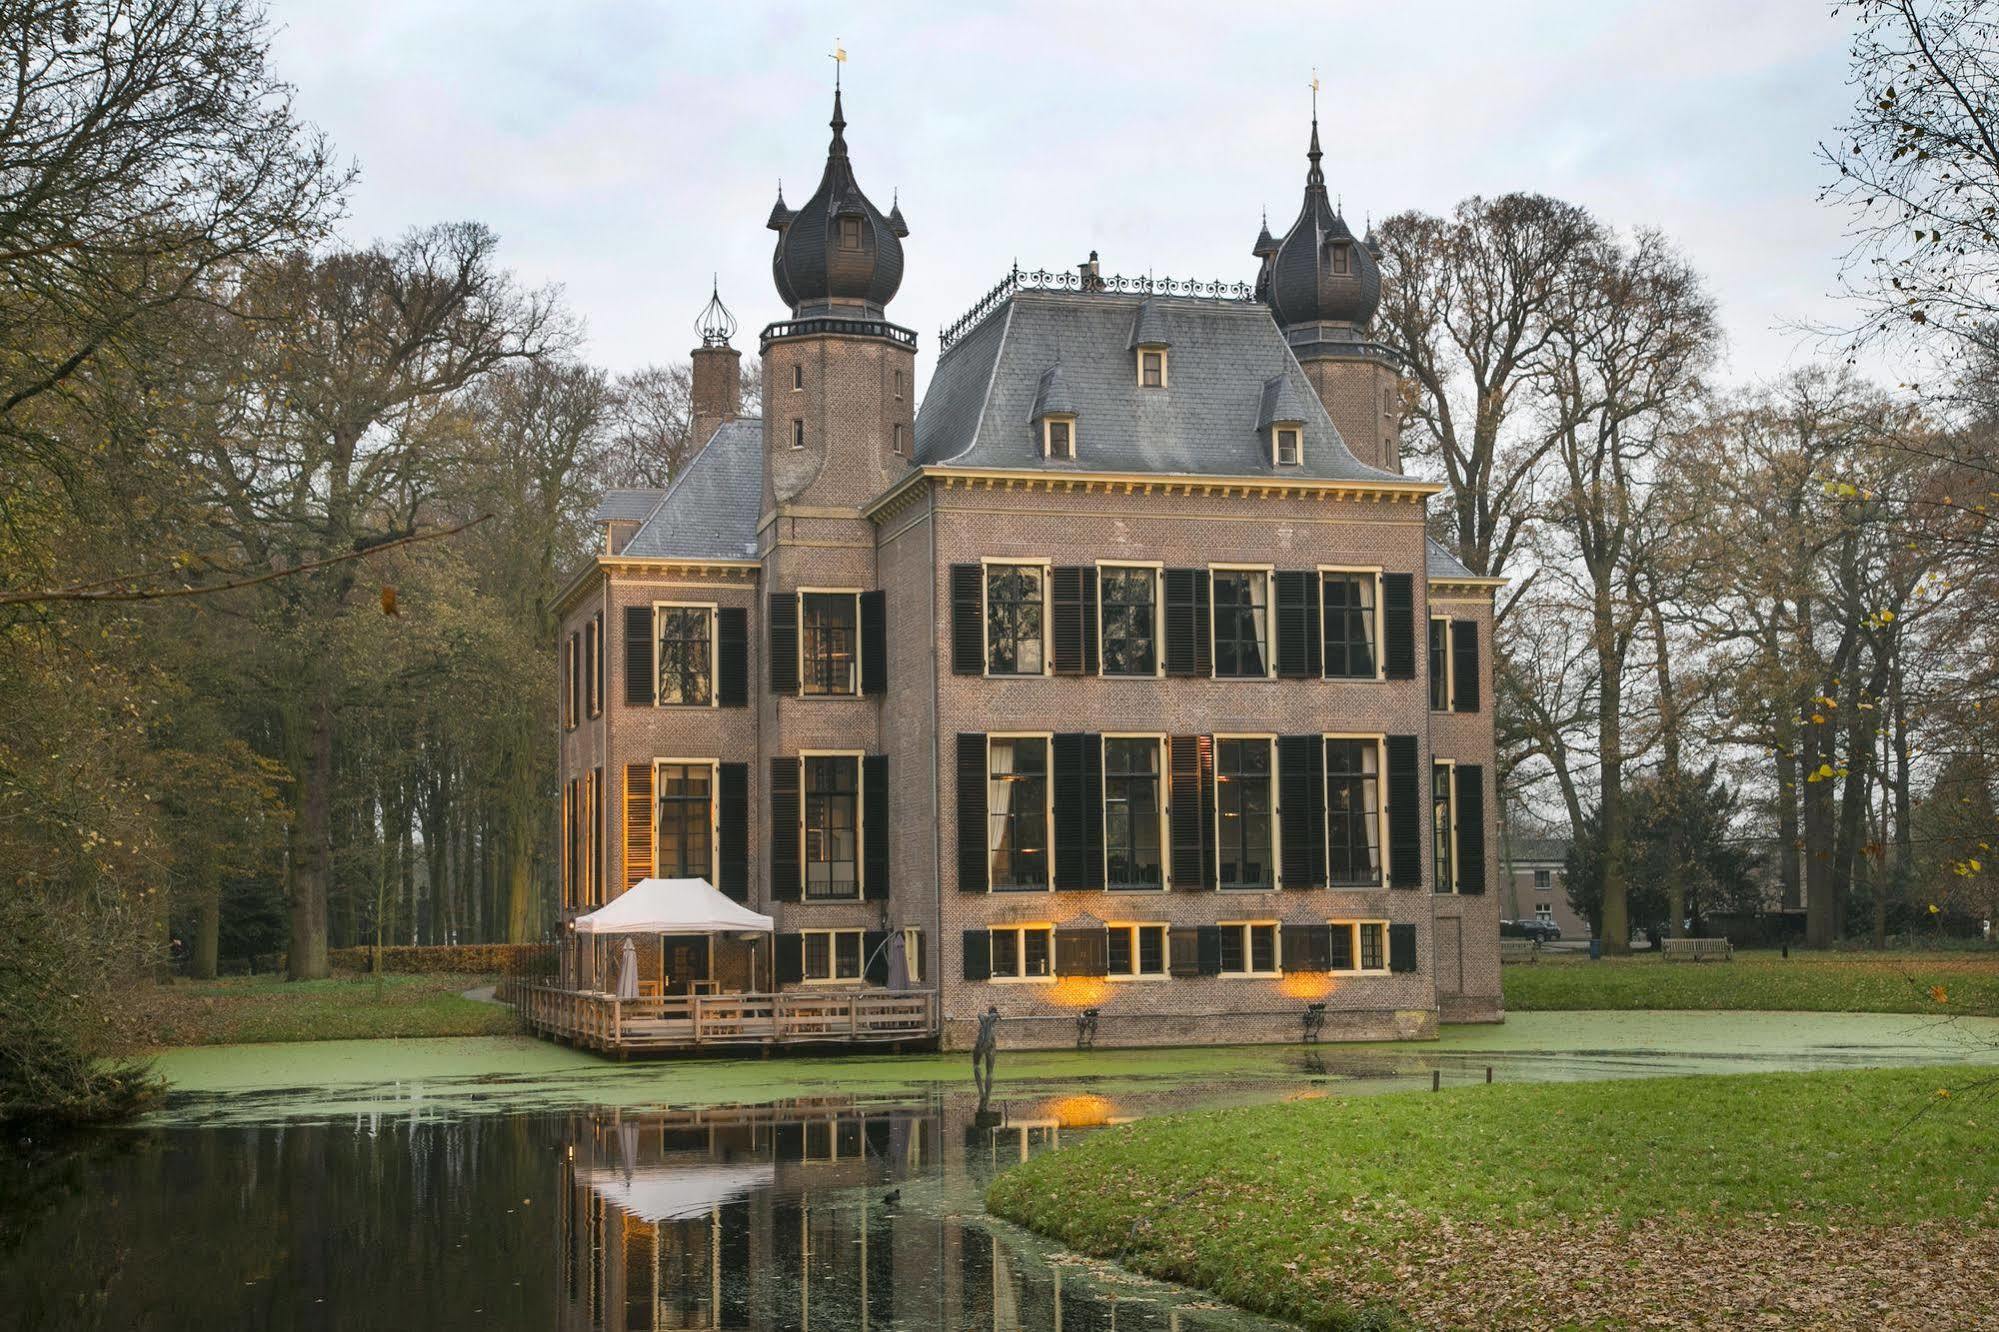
791;363;803;391
1138;348;1167;389
1331;244;1350;275
1272;425;1302;467
839;215;863;250
1044;416;1076;460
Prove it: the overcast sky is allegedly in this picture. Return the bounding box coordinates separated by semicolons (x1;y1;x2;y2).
266;0;1868;394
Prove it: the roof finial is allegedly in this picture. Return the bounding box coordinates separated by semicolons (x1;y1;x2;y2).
1306;70;1325;191
695;275;737;348
831;38;846;90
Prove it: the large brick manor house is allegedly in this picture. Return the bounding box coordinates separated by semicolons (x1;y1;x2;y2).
551;85;1503;1049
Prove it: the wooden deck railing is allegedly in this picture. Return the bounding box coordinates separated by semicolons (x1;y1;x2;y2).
512;983;937;1054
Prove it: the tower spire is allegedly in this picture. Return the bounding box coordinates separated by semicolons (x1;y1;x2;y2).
1306;69;1325;192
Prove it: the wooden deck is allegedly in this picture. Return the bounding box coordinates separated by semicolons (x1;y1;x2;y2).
510;983;938;1055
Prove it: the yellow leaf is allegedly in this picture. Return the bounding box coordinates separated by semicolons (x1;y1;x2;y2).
1930;985;1949;1004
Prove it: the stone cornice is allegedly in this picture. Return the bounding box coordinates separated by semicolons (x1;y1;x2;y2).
553;555;760;614
863;465;1442;523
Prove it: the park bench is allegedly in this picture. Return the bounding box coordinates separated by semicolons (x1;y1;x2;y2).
1499;938;1540;964
1660;937;1733;962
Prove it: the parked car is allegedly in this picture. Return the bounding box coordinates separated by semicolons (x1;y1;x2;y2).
1501;918;1562;944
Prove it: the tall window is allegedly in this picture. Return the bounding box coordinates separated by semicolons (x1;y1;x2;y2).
1274;427;1300;466
1140;349;1164;387
1099;566;1156;675
584;616;600;717
839;215;862;249
656;608;713;706
1212;570;1269;678
1323;574;1377;678
564;634;577;729
1103;737;1163;889
1433;762;1456;894
800;593;858;696
791;363;803;390
803;929;863;982
804;756;859;899
988;737;1049;890
1534;868;1552;890
1358;920;1386;971
1429;618;1450;709
1106;922;1167;977
1331;244;1350;275
1326;739;1383;886
791;419;805;449
1216;738;1273;889
985;564;1044;675
1045;418;1074;459
657;763;713;879
1219;922;1280;976
990;925;1053;979
1328;920;1389;973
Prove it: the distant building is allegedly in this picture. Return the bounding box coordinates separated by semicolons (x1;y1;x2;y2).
550;86;1506;1050
1502;833;1587;939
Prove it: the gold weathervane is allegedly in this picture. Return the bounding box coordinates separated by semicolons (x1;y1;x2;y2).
832;39;847;88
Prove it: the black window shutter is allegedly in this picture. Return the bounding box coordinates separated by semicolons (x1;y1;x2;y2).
1168;927;1202;977
768;758;800;901
1274;571;1321;678
568;632;580;726
1382;573;1416;679
961;929;992;981
1163;569;1210;677
863;755;890;899
1055;927;1108;978
1050;733;1104;890
1195;925;1224;975
1389;922;1418;973
860;591;887;695
1168;734;1210;890
1050;567;1085;674
718;763;748;900
1386;734;1422;888
775;933;805;985
1198;735;1217;888
594;611;605;709
956;733;988;892
717;607;749;707
1451;620;1480;713
1455;763;1487;894
950;564;984;674
768;593;799;694
623;605;654;706
1278;735;1326;889
1080;567;1099;673
863;930;890;985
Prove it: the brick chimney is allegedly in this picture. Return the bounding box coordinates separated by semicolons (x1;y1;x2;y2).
689;280;742;451
689;342;741;450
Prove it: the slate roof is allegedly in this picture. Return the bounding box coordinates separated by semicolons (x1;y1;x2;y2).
591;488;667;524
1030;364;1078;420
1257;375;1311;429
1510;835;1571;865
1426;538;1479;580
912;290;1399;482
620;418;763;561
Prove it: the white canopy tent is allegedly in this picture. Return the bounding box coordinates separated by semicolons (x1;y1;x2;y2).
571;878;773;935
579;1162;776;1223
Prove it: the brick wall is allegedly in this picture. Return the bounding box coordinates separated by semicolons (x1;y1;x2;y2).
1298;353;1403;474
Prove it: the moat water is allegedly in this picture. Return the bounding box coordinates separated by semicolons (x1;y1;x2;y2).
5;1012;1996;1330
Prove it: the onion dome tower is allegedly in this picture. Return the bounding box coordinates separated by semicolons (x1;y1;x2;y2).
1258;106;1403;472
689;279;741;450
767;87;908;319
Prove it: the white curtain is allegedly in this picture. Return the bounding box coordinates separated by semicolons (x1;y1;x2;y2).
987;740;1014;876
1363;743;1383;877
1249;573;1270;674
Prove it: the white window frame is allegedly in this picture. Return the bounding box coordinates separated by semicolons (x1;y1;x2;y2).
1104;920;1170;980
791;362;804;391
1095;561;1165;679
796;586;864;699
1213;733;1279;891
1101;733;1169;891
987;923;1057;983
1328;918;1392;975
791;418;805;449
1534;868;1553;891
1041;415;1077;459
1535;904;1555;924
1429;615;1454;710
980;558;1052;679
584;614;601;718
1318;565;1385;682
800;927;865;985
653;756;720;883
1323;732;1389;889
1218;919;1283;977
1137;346;1168;389
798;749;867;901
1271;423;1303;467
1432;756;1458;896
986;732;1056;892
652;601;720;709
1209;563;1276;681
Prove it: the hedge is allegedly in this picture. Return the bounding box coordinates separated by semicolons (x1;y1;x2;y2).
326;943;555;976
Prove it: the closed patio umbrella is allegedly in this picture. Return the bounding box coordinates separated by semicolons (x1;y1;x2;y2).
616;938;639;1000
886;930;908;991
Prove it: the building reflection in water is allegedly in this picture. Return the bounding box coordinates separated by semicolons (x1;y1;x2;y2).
555;1094;1234;1332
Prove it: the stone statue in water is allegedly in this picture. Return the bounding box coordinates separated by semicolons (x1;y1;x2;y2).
972;1004;1000;1108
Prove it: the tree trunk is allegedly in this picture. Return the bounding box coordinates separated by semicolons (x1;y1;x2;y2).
1599;664;1630;956
287;683;334;980
191;848;220;981
1774;739;1802;911
1649;597;1686;940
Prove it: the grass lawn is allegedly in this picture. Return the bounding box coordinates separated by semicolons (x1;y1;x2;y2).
1503;947;1999;1016
988;1065;1999;1331
124;972;519;1049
